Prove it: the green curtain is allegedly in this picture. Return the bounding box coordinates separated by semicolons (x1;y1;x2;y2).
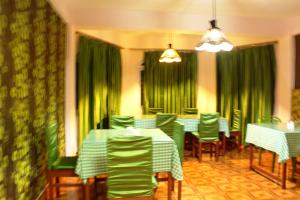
143;51;197;114
77;36;121;145
217;45;276;143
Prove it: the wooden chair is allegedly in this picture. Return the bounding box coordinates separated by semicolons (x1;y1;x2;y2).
110;115;135;129
107;135;156;199
156;113;177;138
227;109;242;152
183;108;198;115
148;107;164;114
46;122;83;200
172;121;184;200
192;113;220;162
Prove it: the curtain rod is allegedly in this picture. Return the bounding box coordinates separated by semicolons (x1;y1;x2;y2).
75;31;124;49
235;41;278;49
127;47;196;53
127;41;278;52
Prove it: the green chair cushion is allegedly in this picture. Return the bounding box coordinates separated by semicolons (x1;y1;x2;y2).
191;131;199;137
199;137;219;142
107;135;154;198
148;108;164;114
192;132;218;142
183;108;198;114
110;115;135;129
173;121;185;163
51;156;77;170
231;109;241;131
156;113;177;138
46;122;59;169
152;176;158;189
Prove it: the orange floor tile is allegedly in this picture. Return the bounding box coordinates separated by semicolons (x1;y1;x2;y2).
48;147;300;200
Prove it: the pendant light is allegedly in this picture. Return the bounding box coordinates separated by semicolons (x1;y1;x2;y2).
159;33;182;63
195;0;233;52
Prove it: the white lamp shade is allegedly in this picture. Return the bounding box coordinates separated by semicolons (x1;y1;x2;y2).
195;26;233;52
159;44;182;63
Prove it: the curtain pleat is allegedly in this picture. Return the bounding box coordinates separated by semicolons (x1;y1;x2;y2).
217;45;276;143
143;51;198;114
77;36;121;145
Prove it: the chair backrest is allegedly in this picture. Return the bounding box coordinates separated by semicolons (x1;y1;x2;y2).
107;135;153;199
231;109;241;131
198;113;219;139
46;122;59;169
148;107;164;114
156;113;177;138
258;116;281;124
110;115;135;129
183;108;198;114
173;121;185;163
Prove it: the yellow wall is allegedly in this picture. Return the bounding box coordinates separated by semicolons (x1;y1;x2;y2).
64;27;295;155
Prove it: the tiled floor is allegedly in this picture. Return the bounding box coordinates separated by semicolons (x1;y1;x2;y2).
52;147;300;199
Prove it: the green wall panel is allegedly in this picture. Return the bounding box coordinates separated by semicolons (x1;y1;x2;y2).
0;0;66;199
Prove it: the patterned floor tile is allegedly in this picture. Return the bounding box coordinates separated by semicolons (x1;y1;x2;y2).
203;193;228;200
271;189;297;198
50;148;300;200
250;190;275;199
217;183;240;192
226;192;253;200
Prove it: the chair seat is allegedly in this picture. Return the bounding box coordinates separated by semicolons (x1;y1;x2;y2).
51;156;77;170
152;176;158;189
191;131;199;137
191;132;219;142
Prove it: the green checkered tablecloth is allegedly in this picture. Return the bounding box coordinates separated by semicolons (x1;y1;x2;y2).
246;123;300;163
134;115;230;137
75;129;183;183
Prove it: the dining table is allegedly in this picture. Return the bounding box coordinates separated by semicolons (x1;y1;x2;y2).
135;115;230;154
134;115;230;136
246;123;300;189
75;128;183;200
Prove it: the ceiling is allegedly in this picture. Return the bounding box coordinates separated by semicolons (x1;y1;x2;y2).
49;0;300;43
51;0;300;20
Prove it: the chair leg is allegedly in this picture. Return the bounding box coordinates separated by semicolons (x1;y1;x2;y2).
222;133;226;155
210;143;213;158
271;153;276;173
215;142;219;161
178;180;182;200
56;177;60;197
258;148;263;165
48;174;54;200
291;157;297;182
237;132;242;152
198;142;202;162
192;138;196;157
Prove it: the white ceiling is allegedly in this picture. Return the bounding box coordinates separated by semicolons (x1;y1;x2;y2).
49;0;300;40
51;0;300;20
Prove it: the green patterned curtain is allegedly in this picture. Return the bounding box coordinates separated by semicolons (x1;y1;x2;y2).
0;0;66;199
217;45;276;143
77;36;121;145
143;51;197;114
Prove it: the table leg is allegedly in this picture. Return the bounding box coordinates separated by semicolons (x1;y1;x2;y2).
249;144;253;170
222;132;226;155
168;172;172;200
282;163;287;189
178;180;182;200
85;179;90;200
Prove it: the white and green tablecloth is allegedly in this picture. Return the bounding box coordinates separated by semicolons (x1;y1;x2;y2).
134;115;230;137
246;123;300;163
75;129;183;183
